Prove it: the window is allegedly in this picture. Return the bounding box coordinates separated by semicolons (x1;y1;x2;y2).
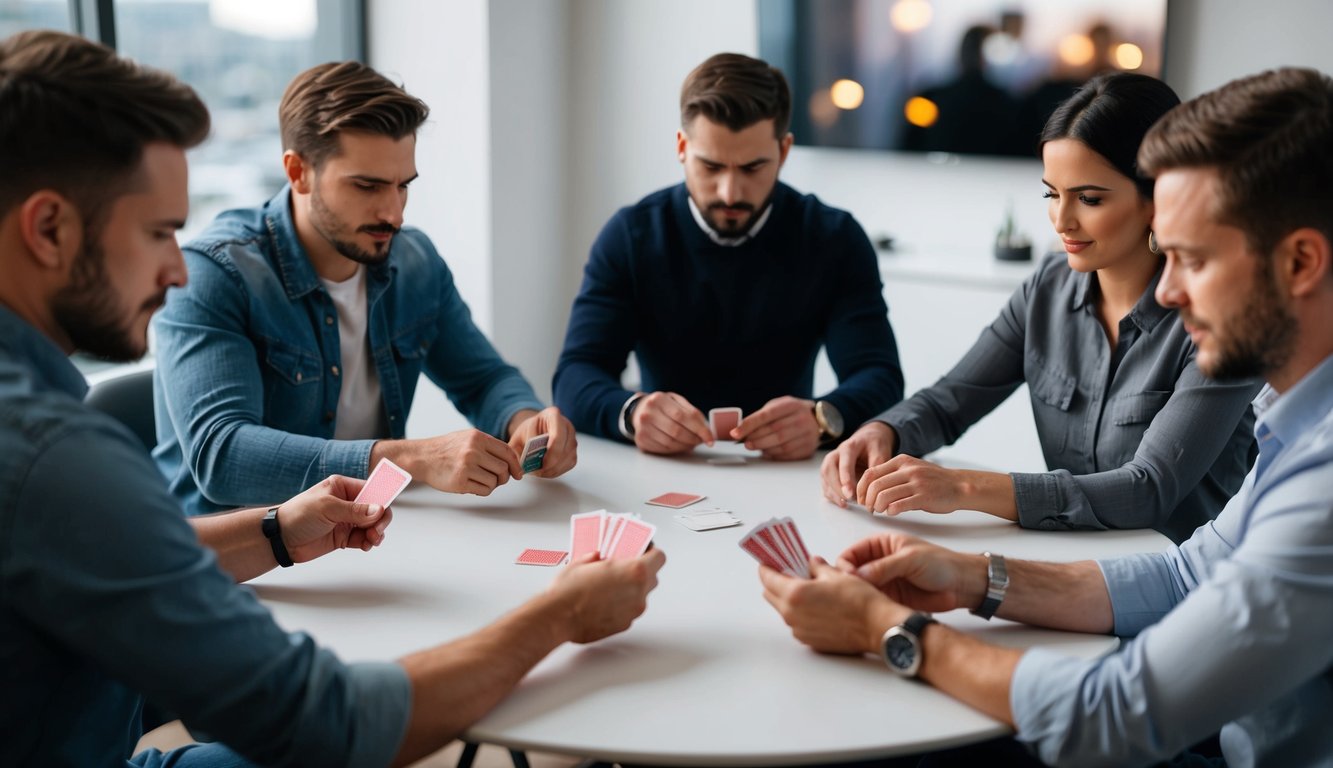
0;0;72;37
44;0;364;376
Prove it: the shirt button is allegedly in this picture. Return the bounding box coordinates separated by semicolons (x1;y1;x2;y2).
331;365;340;377
325;315;334;326
295;372;302;382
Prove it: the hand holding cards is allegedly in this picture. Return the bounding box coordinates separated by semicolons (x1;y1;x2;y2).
739;517;812;578
571;509;657;560
520;433;548;473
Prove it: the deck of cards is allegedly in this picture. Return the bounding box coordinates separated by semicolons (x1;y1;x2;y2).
738;517;812;578
354;458;413;508
674;507;742;531
520;434;548;473
570;509;656;560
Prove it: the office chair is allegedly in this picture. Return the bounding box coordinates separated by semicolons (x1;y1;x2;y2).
85;368;156;453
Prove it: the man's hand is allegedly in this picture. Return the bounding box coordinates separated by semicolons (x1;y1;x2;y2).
376;429;522;497
836;533;985;615
759;558;908;655
631;392;713;455
507;406;578;479
549;548;667;643
821;421;898;505
279;474;393;563
733;396;820;461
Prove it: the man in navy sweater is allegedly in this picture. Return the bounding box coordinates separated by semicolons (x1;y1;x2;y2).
554;53;904;460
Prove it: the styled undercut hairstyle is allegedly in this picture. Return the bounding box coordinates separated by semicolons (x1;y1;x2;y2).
0;29;210;223
1039;72;1181;199
279;61;430;168
680;53;792;139
1138;67;1333;258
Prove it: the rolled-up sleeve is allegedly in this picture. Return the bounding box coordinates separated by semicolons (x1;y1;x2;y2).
1010;467;1333;766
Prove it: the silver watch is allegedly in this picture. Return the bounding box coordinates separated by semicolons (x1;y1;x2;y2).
970;551;1008;620
880;611;937;677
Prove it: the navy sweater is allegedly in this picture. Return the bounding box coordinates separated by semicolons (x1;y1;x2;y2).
554;182;904;442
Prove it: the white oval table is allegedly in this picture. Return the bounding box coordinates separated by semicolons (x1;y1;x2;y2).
250;436;1170;766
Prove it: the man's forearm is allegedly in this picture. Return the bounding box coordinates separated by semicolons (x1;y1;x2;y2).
996;559;1114;633
189;507;278;583
390;590;575;767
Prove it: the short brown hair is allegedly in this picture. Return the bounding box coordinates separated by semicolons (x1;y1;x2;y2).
1138;67;1333;256
680;53;791;138
279;61;429;168
0;29;210;221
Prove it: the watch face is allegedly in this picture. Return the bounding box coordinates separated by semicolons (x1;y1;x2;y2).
817;401;844;438
885;633;917;671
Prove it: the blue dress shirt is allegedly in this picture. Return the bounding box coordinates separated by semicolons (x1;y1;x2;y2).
153;186;543;514
1012;354;1333;767
0;304;410;766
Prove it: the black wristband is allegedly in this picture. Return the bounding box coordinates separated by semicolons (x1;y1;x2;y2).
262;507;294;568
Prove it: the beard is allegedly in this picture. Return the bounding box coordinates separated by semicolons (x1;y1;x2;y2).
1189;259;1297;382
699;188;775;237
51;238;160;362
311;185;396;265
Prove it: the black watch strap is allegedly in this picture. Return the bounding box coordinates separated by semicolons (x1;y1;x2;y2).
902;611;937;637
262;507;294;568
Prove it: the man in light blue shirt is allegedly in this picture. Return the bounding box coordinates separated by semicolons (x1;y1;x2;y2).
0;30;664;767
154;60;578;515
758;67;1333;767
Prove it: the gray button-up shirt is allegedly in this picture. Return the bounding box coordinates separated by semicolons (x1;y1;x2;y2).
877;254;1259;542
0;304;409;766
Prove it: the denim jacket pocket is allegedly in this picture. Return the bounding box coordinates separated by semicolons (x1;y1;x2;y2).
263;339;324;386
390;318;440;362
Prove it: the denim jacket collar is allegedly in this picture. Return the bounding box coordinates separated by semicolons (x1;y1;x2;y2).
0;302;88;400
1069;259;1171;335
261;185;394;302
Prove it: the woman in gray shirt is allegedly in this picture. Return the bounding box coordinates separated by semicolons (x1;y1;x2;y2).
822;73;1259;543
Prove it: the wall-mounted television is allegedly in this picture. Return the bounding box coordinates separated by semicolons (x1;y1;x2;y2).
758;0;1169;157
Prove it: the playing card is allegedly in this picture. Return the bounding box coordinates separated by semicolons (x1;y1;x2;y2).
707;455;747;466
778;517;811;564
772;519;810;578
601;514;628;555
608;518;656;559
708;407;743;441
354;457;413;508
753;522;800;576
673;508;741;531
569;511;605;560
738;533;787;572
520;433;549;473
646;492;706;509
739;519;812;578
515;548;568;566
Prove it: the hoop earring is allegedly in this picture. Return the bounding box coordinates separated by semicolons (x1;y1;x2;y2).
1147;230;1160;254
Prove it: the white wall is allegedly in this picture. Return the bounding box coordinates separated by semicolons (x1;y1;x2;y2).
368;0;1333;438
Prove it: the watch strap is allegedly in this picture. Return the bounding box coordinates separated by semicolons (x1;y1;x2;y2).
262;507;294;568
971;551;1008;620
901;611;937;638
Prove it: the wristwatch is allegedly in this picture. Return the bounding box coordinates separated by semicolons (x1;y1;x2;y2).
619;393;644;439
880;611;937;677
813;400;844;441
970;551;1008;620
262;507;294;568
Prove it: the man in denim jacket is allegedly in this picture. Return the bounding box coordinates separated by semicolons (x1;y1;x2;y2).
154;62;576;515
